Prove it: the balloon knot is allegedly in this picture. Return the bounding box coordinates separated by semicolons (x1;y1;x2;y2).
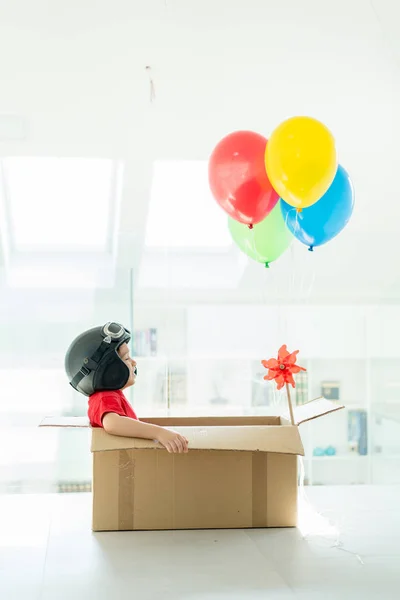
265;262;270;269
248;224;254;230
297;208;303;213
308;246;314;252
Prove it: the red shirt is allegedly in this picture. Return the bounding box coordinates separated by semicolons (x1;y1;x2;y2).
88;389;138;428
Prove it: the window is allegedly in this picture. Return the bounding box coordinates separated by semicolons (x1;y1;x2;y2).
3;157;117;252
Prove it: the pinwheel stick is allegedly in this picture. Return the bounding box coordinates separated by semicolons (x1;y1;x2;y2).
286;383;295;426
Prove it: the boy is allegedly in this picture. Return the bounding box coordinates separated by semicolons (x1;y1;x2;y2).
65;321;188;454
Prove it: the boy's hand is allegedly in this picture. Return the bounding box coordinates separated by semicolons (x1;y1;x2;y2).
156;428;189;454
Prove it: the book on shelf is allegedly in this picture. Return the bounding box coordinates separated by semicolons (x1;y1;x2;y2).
134;328;157;357
294;371;308;405
209;395;229;406
155;367;187;407
348;409;368;455
321;380;340;401
251;370;308;407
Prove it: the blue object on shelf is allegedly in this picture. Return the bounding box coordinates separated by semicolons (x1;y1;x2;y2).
325;446;336;456
348;409;368;456
313;447;325;457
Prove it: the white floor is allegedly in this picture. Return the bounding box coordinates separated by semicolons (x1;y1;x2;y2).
1;486;400;600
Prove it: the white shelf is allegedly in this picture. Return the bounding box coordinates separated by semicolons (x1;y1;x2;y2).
333;403;367;410
373;454;400;460
373;405;400;424
310;455;368;461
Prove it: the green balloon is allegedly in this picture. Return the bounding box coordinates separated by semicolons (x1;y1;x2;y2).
228;202;293;267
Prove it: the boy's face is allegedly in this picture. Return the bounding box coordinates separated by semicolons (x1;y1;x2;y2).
118;343;137;389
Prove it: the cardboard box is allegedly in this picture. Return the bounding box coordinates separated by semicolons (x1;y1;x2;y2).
40;397;343;531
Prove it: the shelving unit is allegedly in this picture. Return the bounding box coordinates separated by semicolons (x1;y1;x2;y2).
129;304;400;485
131;352;400;485
301;358;369;485
132;355;371;484
369;358;400;484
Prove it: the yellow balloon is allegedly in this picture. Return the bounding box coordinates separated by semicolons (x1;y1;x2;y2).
265;116;337;209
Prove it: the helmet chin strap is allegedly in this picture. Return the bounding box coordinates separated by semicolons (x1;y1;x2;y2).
70;337;112;390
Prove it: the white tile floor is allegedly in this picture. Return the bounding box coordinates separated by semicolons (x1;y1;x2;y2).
1;486;400;600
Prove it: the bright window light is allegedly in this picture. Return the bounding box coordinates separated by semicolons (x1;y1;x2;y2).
0;369;71;413
145;160;232;248
4;157;115;251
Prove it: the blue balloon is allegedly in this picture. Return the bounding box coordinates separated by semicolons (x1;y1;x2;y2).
280;165;354;250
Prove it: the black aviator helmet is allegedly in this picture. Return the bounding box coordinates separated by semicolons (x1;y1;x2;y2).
65;322;134;396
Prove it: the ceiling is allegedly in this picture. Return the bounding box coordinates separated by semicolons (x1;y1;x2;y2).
0;0;400;314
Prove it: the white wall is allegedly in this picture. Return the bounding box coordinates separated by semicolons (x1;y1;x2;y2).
187;305;368;359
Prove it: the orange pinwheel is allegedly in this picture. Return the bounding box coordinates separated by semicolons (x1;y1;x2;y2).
261;345;306;390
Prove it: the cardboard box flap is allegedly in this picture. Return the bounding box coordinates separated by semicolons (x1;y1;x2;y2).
40;416;90;428
293;397;345;426
91;423;305;456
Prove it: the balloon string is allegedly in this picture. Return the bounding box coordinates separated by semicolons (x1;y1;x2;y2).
145;66;156;103
296;208;306;301
287;207;298;302
305;269;316;299
249;224;262;264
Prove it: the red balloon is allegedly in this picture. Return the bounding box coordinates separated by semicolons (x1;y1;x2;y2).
208;131;279;226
